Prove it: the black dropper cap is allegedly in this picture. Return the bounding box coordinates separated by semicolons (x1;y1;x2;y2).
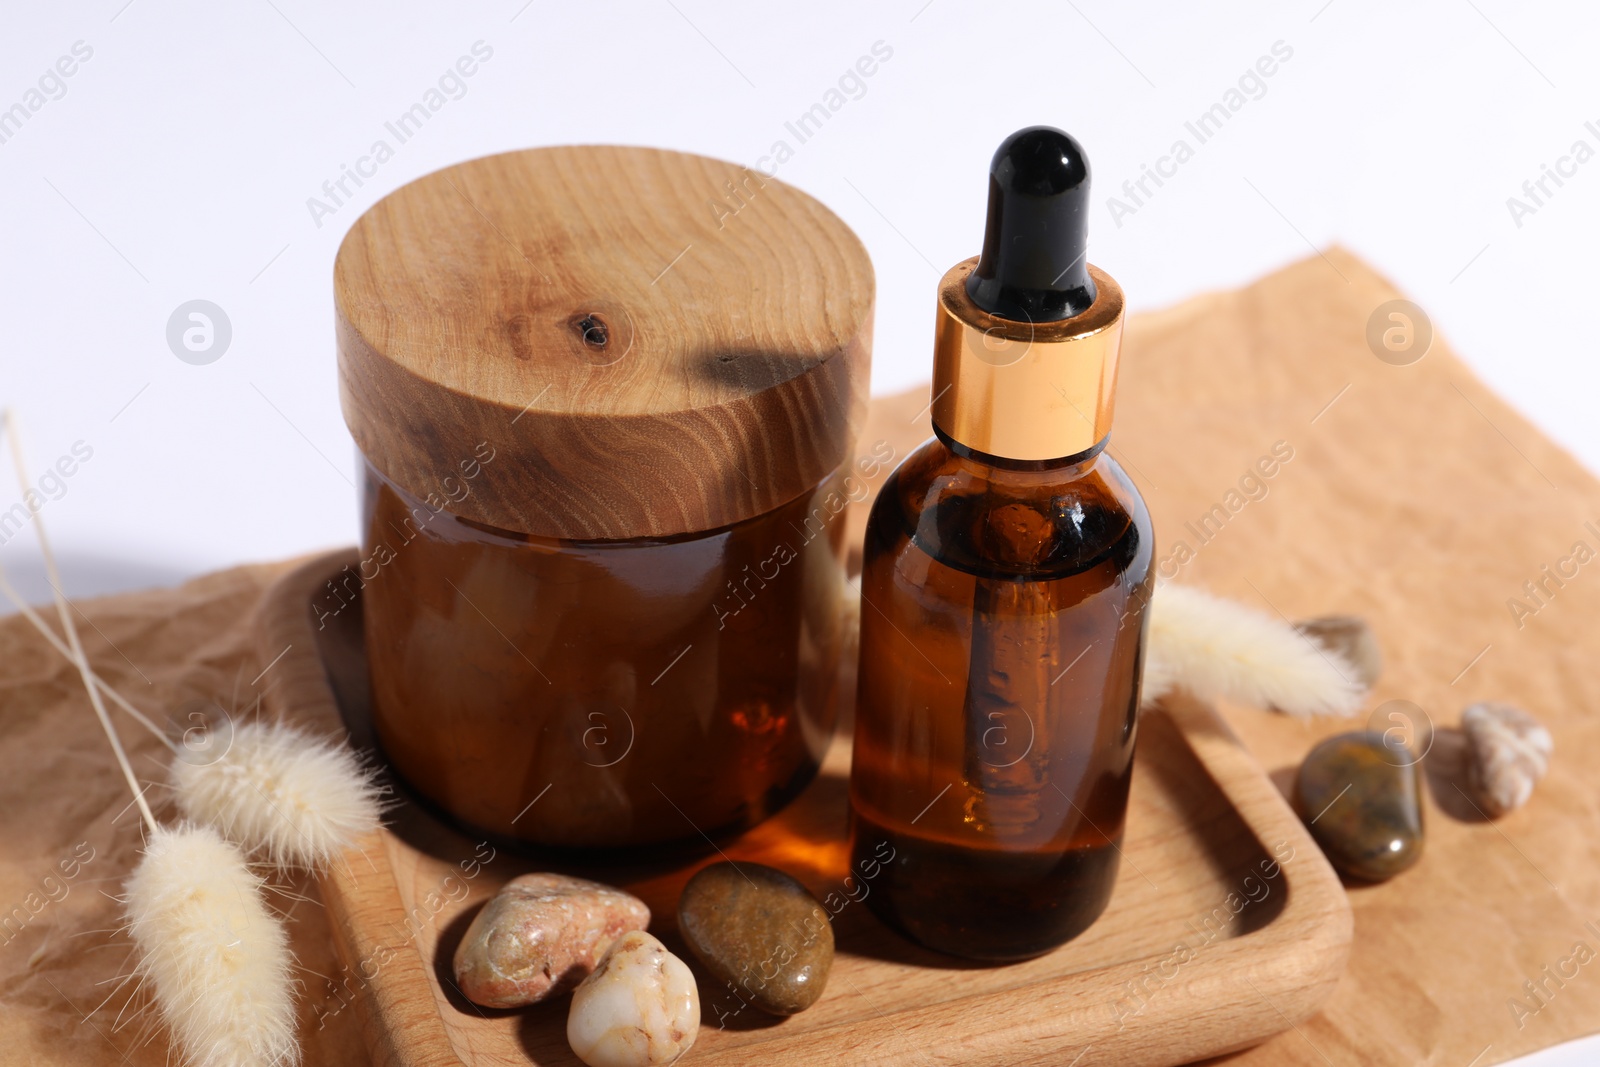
965;126;1096;323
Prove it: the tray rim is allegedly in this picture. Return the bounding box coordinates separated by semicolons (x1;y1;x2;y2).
255;548;1353;1067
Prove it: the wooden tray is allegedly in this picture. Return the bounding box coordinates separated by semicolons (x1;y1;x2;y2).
255;549;1351;1067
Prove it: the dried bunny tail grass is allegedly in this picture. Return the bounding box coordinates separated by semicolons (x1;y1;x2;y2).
172;720;383;871
124;824;298;1067
5;413;297;1065
1142;584;1366;718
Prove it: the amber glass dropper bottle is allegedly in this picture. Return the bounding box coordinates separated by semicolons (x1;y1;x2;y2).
849;126;1153;961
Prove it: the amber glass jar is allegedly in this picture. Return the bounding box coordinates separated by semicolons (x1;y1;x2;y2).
359;461;852;846
334;146;873;847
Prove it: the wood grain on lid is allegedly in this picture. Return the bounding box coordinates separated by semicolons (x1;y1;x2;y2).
335;145;874;540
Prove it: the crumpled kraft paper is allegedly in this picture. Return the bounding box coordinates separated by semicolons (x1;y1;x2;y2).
3;249;1597;1066
0;560;366;1066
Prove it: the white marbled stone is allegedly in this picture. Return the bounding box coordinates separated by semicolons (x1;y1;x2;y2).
1463;701;1553;817
566;930;699;1067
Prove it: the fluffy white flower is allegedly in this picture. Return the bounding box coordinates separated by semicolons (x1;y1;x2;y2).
1143;584;1366;717
124;824;299;1067
172;721;382;871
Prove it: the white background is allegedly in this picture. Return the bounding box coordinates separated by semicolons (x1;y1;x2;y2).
1;3;1596;1061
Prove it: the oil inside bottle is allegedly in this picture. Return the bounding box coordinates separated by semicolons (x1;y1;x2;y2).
849;436;1151;960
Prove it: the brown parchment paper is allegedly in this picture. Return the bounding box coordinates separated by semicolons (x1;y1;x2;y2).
0;560;370;1066
4;248;1599;1066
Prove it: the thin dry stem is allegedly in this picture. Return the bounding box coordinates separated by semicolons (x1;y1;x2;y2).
0;569;174;748
1;409;158;832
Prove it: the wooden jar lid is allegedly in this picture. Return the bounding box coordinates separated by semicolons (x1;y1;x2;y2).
335;146;874;540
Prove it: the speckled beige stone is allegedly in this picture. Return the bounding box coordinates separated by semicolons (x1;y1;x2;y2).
567;930;698;1067
1294;615;1382;689
453;873;649;1009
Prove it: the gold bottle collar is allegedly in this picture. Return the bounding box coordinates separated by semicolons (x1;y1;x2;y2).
930;258;1125;461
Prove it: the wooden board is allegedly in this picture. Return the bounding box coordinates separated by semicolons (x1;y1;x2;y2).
255;549;1351;1067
